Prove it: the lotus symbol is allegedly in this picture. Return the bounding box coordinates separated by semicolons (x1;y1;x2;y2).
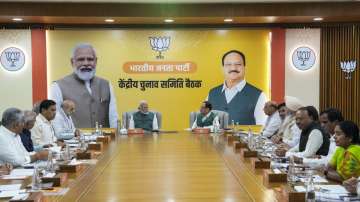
340;60;357;79
5;51;20;67
296;50;311;66
149;36;170;59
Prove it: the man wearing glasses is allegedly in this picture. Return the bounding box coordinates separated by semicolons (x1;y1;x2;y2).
207;50;267;125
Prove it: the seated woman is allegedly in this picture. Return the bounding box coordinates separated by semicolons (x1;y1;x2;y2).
325;121;360;182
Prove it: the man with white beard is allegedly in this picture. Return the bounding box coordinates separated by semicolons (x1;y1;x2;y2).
50;43;118;128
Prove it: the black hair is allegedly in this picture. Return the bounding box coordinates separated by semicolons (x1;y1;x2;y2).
299;106;319;121
320;108;344;122
221;50;246;66
277;102;286;110
338;121;360;144
203;101;212;111
39;99;56;113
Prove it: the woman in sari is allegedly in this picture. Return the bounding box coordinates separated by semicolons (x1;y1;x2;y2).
325;121;360;182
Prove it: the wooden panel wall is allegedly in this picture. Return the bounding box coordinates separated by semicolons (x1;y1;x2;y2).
320;25;360;125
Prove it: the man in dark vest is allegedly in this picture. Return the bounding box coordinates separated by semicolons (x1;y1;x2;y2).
276;106;330;158
191;101;219;132
129;100;159;132
207;50;266;125
49;43;118;128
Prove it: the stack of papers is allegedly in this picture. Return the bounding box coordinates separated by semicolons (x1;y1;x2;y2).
295;184;349;194
0;190;26;198
299;175;328;183
64;139;79;144
1;169;34;180
10;169;34;176
67;143;79;147
0;184;22;191
0;184;23;198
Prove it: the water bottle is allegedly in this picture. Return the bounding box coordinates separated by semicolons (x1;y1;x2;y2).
46;151;54;173
287;156;296;185
32;164;41;190
80;133;87;151
62;144;71;161
117;119;122;135
214;121;220;134
305;172;315;202
248;128;254;150
95;121;99;135
99;124;103;136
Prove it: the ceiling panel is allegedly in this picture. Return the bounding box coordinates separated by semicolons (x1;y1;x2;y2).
0;0;355;2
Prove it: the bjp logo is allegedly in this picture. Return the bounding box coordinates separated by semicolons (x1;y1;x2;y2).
149;36;170;59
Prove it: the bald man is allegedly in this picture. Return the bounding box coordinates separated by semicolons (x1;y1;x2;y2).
53;100;79;140
261;101;282;138
129;100;159;132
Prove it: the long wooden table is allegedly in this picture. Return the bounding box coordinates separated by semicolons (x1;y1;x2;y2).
51;132;276;202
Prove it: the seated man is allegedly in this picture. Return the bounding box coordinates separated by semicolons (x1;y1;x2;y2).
277;102;288;122
276;106;330;158
31;100;62;147
0;108;48;167
129;100;159;131
191;101;220;132
325;121;360;182
52;100;79;140
295;108;343;167
272;96;302;148
20;110;44;152
261;101;282;138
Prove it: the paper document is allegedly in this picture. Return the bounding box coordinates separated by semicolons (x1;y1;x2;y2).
0;189;26;198
0;184;21;191
10;169;33;176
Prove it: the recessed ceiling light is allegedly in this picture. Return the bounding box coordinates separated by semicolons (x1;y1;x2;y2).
12;18;23;22
104;19;114;23
224;18;233;22
313;17;323;21
164;19;174;23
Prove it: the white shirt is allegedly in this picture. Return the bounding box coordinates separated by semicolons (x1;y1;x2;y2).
303;135;337;168
52;108;75;140
286;128;323;158
50;81;118;128
129;112;159;130
261;111;282;138
0;126;31;166
207;80;267;125
31;114;57;146
191;111;220;132
282;122;302;148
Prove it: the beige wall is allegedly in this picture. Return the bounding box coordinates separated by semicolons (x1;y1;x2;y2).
285;28;320;109
0;30;33;116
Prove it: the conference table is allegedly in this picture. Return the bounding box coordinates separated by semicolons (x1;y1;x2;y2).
0;130;281;202
54;131;277;202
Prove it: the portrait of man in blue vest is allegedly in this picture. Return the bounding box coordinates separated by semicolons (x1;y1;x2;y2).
207;50;267;125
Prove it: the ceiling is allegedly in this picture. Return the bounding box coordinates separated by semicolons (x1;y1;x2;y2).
0;1;359;26
2;0;359;3
0;0;357;2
